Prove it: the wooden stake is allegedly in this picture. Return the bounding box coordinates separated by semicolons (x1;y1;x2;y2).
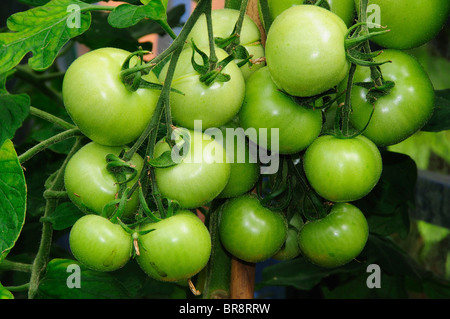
230;257;256;299
246;0;267;46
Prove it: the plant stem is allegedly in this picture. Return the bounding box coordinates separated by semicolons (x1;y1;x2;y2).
120;0;209;84
18;128;82;164
0;260;32;272
258;0;272;31
158;20;178;40
234;0;249;41
341;63;357;137
29;106;75;130
288;157;327;220
14;66;64;107
27;137;84;299
358;0;383;86
205;0;218;66
4;283;30;292
123;0;209;161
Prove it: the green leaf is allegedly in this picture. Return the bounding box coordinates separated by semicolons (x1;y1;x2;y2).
36;259;132;299
147;150;178;168
258;257;364;291
0;140;27;262
76;12;153;52
107;1;166;29
40;201;84;230
422;89;450;132
224;0;242;10
354;151;417;238
0;74;30;148
0;0;92;73
0;282;14;299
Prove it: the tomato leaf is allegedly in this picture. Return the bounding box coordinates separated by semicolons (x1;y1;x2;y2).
0;0;92;73
107;1;166;29
421;89;450;132
0;140;27;263
40;201;84;230
36;259;132;299
354;151;417;238
147;150;178;168
0;73;30;148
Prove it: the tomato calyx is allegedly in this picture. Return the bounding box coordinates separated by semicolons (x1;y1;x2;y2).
190;39;235;86
119;49;184;95
289;88;342;110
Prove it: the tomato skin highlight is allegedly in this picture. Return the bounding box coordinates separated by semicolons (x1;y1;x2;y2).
219;194;288;263
69;214;133;272
303;135;383;203
136;211;212;282
265;5;349;97
62;47;160;146
298;203;369;268
64;142;144;217
343;49;435;147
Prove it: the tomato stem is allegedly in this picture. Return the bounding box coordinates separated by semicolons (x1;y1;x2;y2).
28;137;85;299
18;128;82;164
287;158;327;221
205;0;219;66
258;0;272;32
29;106;76;130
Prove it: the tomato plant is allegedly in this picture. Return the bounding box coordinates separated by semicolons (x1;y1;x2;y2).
297;203;369;268
136;210;212;282
69;214;133;272
1;0;449;302
265;4;349;97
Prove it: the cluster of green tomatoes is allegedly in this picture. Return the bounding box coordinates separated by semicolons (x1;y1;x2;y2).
61;0;449;284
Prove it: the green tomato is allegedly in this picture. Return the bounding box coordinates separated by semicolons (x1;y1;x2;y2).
303;135;382;203
298;203;369;268
219;194;287;263
272;212;304;261
64;142;144;217
344;49;435;147
186;8;265;79
69;214;133;272
261;0;355;27
63;47;160;146
158;46;245;130
356;0;450;49
153;128;231;209
239;66;323;154
136;210;211;282
265;5;349;97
